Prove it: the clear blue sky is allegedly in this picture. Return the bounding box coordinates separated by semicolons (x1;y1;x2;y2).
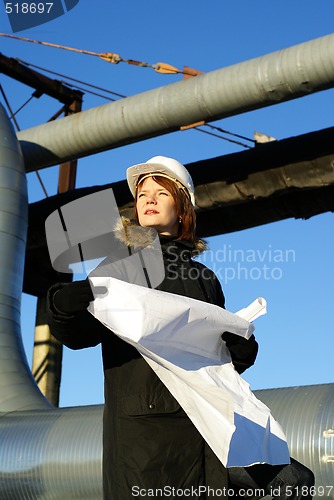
0;0;333;407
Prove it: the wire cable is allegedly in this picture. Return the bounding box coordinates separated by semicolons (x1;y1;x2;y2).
204;123;255;144
0;33;192;75
16;58;126;100
194;126;252;149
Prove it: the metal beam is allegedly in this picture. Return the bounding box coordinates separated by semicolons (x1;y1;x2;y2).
17;33;334;172
0;52;83;105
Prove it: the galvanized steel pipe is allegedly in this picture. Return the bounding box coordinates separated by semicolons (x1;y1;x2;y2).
0;387;332;499
0;102;103;498
0;103;50;412
17;33;334;172
0;405;103;499
256;384;334;498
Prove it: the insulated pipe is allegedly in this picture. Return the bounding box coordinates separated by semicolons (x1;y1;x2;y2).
0;406;103;500
256;384;334;497
0;103;50;412
17;33;334;172
0;103;103;498
0;387;333;499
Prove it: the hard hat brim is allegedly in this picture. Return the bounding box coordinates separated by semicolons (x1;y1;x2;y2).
126;161;195;205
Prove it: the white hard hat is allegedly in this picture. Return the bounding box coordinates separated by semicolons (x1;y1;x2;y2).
126;155;195;205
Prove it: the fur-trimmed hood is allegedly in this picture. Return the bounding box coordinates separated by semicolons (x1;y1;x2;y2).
114;217;208;256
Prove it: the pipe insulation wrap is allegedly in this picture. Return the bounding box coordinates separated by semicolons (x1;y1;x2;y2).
0;103;51;412
0;406;103;499
256;384;334;495
0;387;332;499
17;33;334;172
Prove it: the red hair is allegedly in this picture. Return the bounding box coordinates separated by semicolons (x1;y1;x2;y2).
134;175;196;243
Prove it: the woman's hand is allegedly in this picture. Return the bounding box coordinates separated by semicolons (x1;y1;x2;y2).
53;280;94;315
222;331;258;374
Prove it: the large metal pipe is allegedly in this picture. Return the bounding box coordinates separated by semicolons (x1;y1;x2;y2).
256;384;334;497
0;387;333;499
18;33;334;172
0;103;50;412
0;102;104;499
0;406;103;499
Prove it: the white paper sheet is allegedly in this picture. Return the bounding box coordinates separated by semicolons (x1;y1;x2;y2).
235;297;267;323
88;276;290;467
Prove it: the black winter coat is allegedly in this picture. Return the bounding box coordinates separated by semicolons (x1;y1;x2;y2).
47;235;258;500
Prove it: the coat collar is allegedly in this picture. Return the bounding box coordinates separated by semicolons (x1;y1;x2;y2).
114;217;207;257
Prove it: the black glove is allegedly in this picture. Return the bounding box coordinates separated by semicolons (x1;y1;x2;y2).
222;331;258;374
53;280;94;315
221;331;241;347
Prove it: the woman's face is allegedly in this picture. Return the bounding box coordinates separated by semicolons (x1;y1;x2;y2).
136;176;179;236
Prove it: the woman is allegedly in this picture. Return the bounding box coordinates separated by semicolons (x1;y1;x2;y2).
47;156;314;499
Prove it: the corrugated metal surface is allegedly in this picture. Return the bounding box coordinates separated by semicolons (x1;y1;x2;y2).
256;384;334;498
0;406;103;499
0;102;51;412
